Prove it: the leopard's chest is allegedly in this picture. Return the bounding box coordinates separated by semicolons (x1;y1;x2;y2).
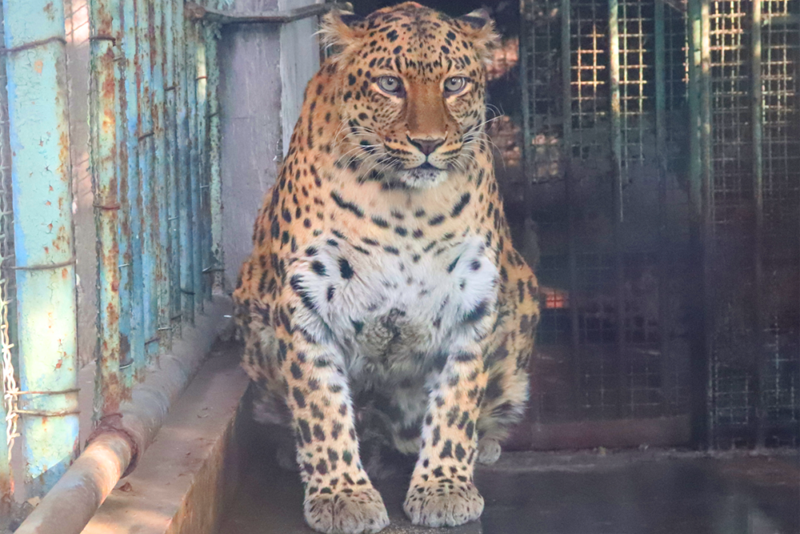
290;234;499;381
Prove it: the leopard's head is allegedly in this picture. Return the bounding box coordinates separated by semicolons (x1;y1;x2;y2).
322;2;499;188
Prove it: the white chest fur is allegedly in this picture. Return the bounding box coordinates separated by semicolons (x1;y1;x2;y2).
289;234;499;381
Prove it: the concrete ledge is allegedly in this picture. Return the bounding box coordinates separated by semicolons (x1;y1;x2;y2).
82;341;250;534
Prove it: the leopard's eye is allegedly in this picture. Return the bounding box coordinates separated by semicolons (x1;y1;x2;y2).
377;76;403;95
444;76;468;95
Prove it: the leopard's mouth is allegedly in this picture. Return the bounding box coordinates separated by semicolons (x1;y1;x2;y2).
397;163;448;188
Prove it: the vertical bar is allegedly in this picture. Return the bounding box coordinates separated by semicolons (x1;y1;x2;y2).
188;19;202;315
138;0;157;360
165;0;182;335
608;0;627;416
153;0;170;349
654;0;670;413
195;26;209;303
561;0;581;414
178;0;195;325
519;0;534;188
687;0;713;447
206;19;223;294
609;0;623;224
0;0;15;508
120;0;144;388
89;0;122;419
751;0;765;447
3;0;79;497
700;0;714;449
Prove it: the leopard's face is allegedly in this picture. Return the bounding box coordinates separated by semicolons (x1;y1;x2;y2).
325;3;498;188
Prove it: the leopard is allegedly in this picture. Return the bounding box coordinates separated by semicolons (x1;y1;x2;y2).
232;3;540;533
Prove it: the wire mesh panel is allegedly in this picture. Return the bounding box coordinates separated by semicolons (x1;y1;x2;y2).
704;0;800;448
520;0;694;428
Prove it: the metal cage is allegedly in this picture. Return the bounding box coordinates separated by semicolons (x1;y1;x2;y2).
520;0;799;448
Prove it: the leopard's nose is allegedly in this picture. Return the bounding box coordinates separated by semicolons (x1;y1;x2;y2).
408;136;445;156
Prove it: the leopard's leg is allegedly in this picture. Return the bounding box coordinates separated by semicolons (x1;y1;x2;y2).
403;341;487;528
275;313;389;534
477;278;539;465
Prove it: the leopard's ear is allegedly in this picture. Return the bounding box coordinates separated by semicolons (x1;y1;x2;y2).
320;9;367;51
456;8;500;65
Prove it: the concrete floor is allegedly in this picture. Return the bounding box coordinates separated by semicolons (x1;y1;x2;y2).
219;427;800;534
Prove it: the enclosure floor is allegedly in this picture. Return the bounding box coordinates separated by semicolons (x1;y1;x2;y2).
219;437;799;534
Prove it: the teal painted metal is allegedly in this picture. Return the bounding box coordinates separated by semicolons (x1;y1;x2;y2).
153;0;170;349
206;17;223;294
188;18;203;315
138;0;158;361
89;0;122;418
165;0;182;336
177;0;195;325
195;25;209;303
2;0;80;497
120;0;144;387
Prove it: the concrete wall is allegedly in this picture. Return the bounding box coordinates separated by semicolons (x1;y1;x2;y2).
219;0;321;289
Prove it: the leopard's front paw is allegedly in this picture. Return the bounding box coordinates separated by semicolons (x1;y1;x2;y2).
304;486;390;534
403;479;484;528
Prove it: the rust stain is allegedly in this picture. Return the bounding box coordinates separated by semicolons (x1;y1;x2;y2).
34;60;43;74
43;2;55;21
62;267;68;280
55;359;62;370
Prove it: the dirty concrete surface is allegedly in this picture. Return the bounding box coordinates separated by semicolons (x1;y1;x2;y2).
219;415;800;534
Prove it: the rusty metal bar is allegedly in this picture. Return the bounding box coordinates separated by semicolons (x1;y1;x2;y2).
119;0;143;390
206;17;223;294
13;300;228;534
184;1;348;25
89;0;122;419
177;0;195;325
153;0;170;349
187;17;202;315
195;23;209;303
138;0;158;362
166;0;182;335
3;0;80;497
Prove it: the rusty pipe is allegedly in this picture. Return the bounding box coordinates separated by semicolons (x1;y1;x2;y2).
13;298;232;534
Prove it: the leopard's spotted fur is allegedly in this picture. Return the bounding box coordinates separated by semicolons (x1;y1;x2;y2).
233;4;539;532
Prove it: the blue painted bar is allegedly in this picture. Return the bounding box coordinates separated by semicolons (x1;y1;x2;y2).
120;0;144;386
195;25;209;303
164;0;181;336
205;15;223;295
3;0;80;497
153;0;170;348
138;0;158;361
187;18;203;316
89;0;122;419
177;0;195;325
